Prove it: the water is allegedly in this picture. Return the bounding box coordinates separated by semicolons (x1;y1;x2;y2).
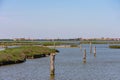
0;48;5;51
0;44;120;80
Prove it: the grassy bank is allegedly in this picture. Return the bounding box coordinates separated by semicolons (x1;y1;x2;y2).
109;45;120;49
0;41;63;46
0;46;58;66
0;41;120;47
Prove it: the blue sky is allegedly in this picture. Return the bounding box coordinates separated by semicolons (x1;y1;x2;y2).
0;0;120;39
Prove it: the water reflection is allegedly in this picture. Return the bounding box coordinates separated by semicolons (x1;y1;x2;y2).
50;74;55;80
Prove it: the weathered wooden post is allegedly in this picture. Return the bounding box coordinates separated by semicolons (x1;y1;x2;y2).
94;46;96;57
50;53;55;76
90;42;92;53
83;49;86;63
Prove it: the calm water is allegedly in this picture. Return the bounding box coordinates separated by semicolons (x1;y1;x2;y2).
0;48;5;51
0;44;120;80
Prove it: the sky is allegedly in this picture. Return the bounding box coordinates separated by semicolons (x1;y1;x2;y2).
0;0;120;39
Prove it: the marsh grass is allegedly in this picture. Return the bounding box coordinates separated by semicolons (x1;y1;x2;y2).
109;45;120;49
0;46;58;66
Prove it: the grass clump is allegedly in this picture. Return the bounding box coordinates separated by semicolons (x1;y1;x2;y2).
0;46;59;66
70;44;78;47
109;45;120;49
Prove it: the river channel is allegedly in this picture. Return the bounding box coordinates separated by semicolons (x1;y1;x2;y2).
0;44;120;80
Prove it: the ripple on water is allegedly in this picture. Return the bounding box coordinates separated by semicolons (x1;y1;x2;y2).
0;45;120;80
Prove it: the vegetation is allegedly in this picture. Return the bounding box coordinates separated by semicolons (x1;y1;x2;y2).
70;44;78;47
109;45;120;49
0;46;59;66
41;42;63;46
0;41;64;46
80;41;107;44
0;41;120;48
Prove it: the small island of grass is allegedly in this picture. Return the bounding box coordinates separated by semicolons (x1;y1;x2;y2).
109;45;120;49
0;46;59;66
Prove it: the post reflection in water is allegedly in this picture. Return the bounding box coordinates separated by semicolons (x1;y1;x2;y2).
50;74;55;80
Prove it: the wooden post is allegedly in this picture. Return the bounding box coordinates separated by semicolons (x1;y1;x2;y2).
83;49;86;63
90;42;92;53
94;46;96;57
50;53;55;76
